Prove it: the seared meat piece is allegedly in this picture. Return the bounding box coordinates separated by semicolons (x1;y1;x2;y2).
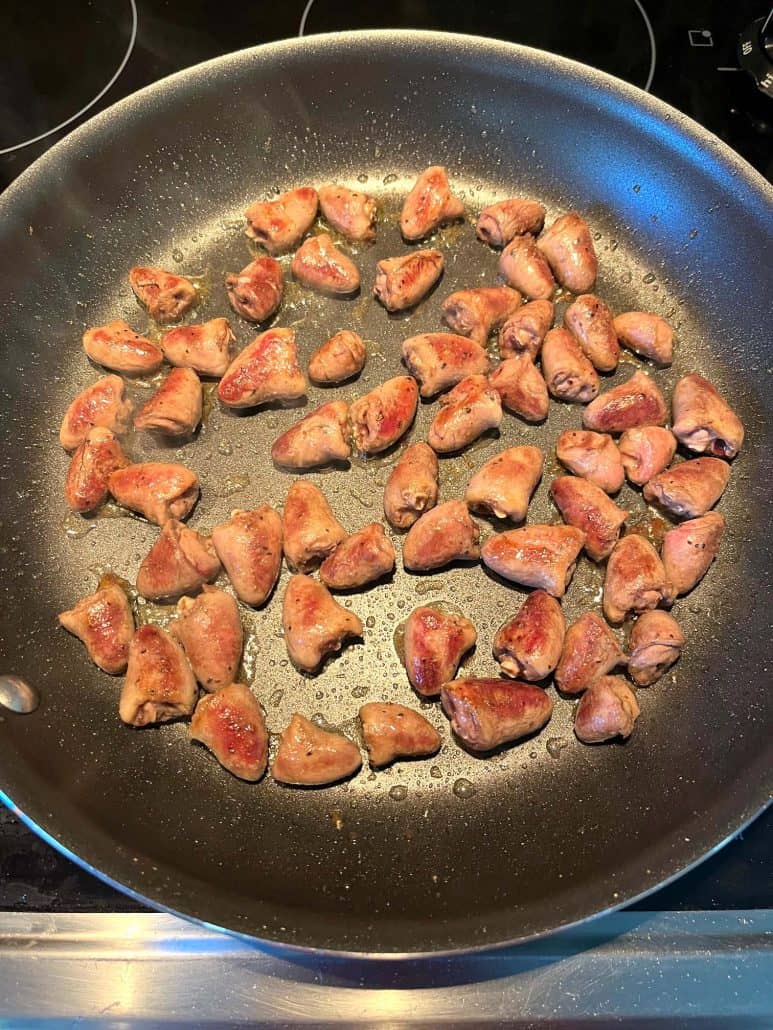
159;318;235;378
476;198;546;247
134;367;202;437
308;330;366;384
481;524;585;598
373;249;444;311
614;312;674;367
662;511;725;596
619;426;677;486
119;625;197;727
400;165;464;241
58;580;134;675
671;373;744;459
628;611;685;687
282;481;346;573
359;702;441;767
499;299;554;360
441;678;553;752
492;590;565;681
211;506;283;607
83;320;163;376
383;442;439;530
489;353;550;422
536;212;597;293
136;520;221;602
291;233;360;296
465;444;543;522
244;186;318;254
320;523;395;589
170;586;243;692
271;400;351;469
402;605;477;697
643;457;731;519
190;683;268;781
402;332;490;398
427;374;503;453
350;375;419;454
574;676;639;743
550;476;629;561
541;328;599;403
498;235;556;300
272;713;362;786
108;462;199;525
282;575;363;673
583;369;668;433
60;375;133;451
556;430;624;493
225;257;284;324
603;533;672;624
554;611;626;695
318;183;377;241
65;427;129;513
217;327;307;409
563;295;620;372
129;266;197;323
441;286;522;344
402;500;481;572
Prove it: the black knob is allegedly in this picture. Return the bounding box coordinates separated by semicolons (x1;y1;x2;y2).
738;15;773;97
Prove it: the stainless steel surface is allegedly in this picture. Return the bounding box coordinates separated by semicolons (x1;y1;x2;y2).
0;911;771;1025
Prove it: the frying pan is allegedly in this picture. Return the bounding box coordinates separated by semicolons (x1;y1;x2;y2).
0;30;770;956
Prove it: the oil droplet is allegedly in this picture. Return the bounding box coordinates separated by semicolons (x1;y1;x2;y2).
329;809;345;830
216;473;250;497
453;778;476;799
642;272;656;284
357;173;368;183
351;683;368;699
389;784;408;801
311;712;327;727
217;440;233;456
62;512;95;539
546;737;569;759
314;690;324;700
633;183;641;193
365;615;376;628
383;172;398;185
171;247;184;262
430;765;442;779
269;688;284;707
689;228;699;240
414;578;447;596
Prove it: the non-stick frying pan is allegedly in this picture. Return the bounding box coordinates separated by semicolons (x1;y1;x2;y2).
0;31;770;956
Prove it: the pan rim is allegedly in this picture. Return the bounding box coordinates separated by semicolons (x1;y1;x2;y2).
0;29;771;957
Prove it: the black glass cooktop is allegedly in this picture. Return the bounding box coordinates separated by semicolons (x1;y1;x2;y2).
0;0;770;916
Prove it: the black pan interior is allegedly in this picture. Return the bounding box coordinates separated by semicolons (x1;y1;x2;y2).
0;32;770;954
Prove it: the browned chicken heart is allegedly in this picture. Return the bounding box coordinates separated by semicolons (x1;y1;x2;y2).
427;374;503;453
465;445;543;522
282;481;347;573
476;198;546;247
190;683;269;782
225;257;284;324
402;500;481;572
82;320;163;375
550;476;629;561
272;713;362;786
661;512;725;596
383;442;440;530
402;332;490;398
291;233;360;295
618;426;677;486
119;624;197;727
350;375;419;454
574;675;639;744
133;367;202;437
643;457;731;519
554;611;626;695
499;299;554;360
245;186;318;254
217;327;307;409
108;462;199;525
271;400;351;469
359;702;441;767
563;294;620;372
318;183;377;241
211;506;283;607
400;165;464;241
58;579;135;675
441;286;522;344
373;249;444;311
129;266;197;323
498;235;556;299
671;373;744;459
319;523;396;590
282;574;363;673
60;375;133;451
541;327;600;403
64;427;129;513
536;211;597;293
401;605;477;697
489;353;550;423
627;611;685;687
136;520;221;602
308;330;367;384
169;585;243;692
159;318;235;378
583;369;668;433
492;590;565;682
555;430;625;493
441;678;554;752
481;524;585;598
614;312;674;367
602;533;672;624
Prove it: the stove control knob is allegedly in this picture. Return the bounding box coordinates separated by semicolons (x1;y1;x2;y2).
738;16;773;97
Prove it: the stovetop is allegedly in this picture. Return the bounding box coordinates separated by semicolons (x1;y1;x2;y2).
0;0;771;921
